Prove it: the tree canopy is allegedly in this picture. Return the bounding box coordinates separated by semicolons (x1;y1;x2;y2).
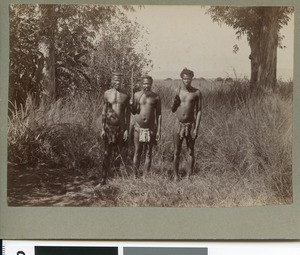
207;7;293;51
206;7;294;90
9;4;152;105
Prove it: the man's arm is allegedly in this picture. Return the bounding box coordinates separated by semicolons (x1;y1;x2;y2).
171;85;181;112
172;94;181;112
156;96;162;141
193;91;202;138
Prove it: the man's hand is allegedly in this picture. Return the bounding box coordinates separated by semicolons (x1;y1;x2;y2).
173;95;180;106
192;129;198;140
123;130;128;141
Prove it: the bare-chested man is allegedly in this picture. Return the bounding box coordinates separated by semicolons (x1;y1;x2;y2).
130;75;162;178
171;68;202;181
101;72;130;185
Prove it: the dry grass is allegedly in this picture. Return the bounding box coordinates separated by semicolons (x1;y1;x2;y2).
7;79;293;207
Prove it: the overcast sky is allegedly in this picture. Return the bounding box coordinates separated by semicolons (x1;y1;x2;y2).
127;5;294;80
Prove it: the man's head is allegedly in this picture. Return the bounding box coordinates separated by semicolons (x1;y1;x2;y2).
180;68;194;87
141;75;153;91
111;72;123;89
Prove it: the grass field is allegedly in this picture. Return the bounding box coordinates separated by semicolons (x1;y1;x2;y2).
7;78;293;207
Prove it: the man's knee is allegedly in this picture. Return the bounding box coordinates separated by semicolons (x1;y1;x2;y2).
145;143;153;157
173;135;182;157
145;150;152;160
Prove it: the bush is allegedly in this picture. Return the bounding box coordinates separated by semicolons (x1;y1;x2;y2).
215;77;224;82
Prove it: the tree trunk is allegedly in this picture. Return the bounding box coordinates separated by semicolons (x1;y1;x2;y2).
41;5;57;102
47;31;56;100
249;39;260;90
249;7;279;92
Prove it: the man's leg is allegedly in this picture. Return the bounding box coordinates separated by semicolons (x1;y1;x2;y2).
186;136;195;179
173;129;183;181
112;129;128;177
144;142;153;177
102;143;112;185
111;144;121;176
117;141;129;178
133;129;143;178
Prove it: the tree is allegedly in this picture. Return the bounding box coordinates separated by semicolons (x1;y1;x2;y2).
91;12;152;92
9;5;45;106
9;4;151;104
37;4;120;99
207;7;294;91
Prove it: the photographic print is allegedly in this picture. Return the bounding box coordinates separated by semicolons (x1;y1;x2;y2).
7;5;294;207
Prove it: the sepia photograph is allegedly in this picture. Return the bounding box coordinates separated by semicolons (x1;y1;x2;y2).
7;4;294;207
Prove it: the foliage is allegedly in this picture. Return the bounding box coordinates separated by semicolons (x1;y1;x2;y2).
206;7;294;50
206;7;294;90
85;12;152;93
40;4;122;98
9;4;151;103
9;5;44;105
8;92;103;169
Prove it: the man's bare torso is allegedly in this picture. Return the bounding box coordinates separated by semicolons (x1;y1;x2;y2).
176;87;201;123
104;88;129;127
134;90;160;129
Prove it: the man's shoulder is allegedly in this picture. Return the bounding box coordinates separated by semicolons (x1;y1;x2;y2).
103;89;109;99
119;89;129;97
104;88;113;94
105;88;128;95
146;91;161;100
196;89;202;97
181;86;200;94
152;91;161;99
134;90;143;97
192;87;202;96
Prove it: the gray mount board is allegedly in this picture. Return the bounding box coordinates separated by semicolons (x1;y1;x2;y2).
1;0;299;239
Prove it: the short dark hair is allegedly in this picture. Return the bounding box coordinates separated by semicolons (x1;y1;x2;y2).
180;68;194;78
141;75;153;83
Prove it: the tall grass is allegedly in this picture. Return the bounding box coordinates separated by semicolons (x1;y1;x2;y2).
149;79;292;207
7;79;293;207
8;92;104;171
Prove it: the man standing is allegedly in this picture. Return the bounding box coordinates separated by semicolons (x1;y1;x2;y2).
130;75;162;178
101;72;131;185
171;68;202;181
